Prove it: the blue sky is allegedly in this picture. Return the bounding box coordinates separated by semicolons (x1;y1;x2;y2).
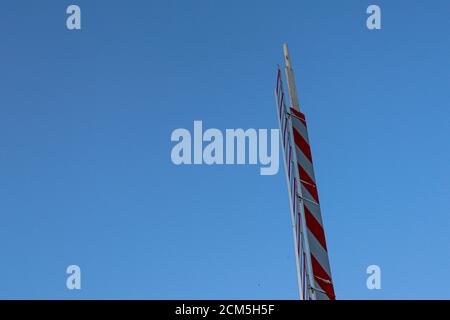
0;0;449;299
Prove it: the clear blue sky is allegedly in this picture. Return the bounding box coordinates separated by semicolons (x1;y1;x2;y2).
0;0;449;299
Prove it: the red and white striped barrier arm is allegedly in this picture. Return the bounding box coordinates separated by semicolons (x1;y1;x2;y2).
274;68;311;300
290;107;336;300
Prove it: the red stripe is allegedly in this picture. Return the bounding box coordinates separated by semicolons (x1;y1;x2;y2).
303;251;307;299
298;165;319;203
293;127;313;163
279;93;284;118
304;205;327;251
297;212;301;254
276;69;281;93
298;164;315;186
297;196;302;255
302;181;320;203
287;148;292;179
310;255;335;300
292;178;297;214
283;117;288;146
290;108;306;122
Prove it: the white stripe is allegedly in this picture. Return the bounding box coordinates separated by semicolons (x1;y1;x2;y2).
291;116;309;142
303;199;324;226
307;229;332;276
299;182;318;205
295;144;316;183
313;282;331;300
